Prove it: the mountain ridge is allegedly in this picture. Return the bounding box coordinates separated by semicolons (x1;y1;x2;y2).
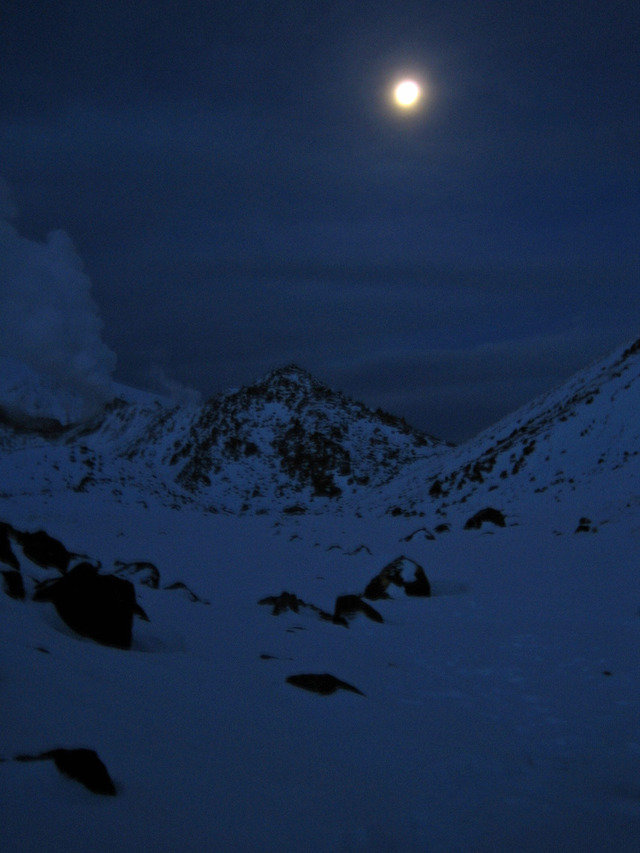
1;338;638;519
0;359;444;513
2;340;640;851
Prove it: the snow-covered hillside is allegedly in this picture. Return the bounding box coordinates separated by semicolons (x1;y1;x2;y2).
1;341;639;852
0;363;444;514
367;337;640;527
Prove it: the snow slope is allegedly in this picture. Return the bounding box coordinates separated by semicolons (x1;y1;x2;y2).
367;337;640;527
0;363;444;514
1;341;639;852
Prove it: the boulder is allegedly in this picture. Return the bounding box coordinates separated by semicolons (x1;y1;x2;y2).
259;590;335;625
363;559;404;600
34;563;136;649
2;569;25;600
403;565;432;597
114;560;160;588
333;594;383;623
0;522;20;569
16;528;73;571
163;580;209;604
16;748;116;795
258;591;306;615
286;673;365;696
463;507;506;530
364;556;431;600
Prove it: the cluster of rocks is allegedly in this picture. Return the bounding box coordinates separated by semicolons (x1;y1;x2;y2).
1;519;207;795
264;512;512;696
1;521;207;650
260;554;434;696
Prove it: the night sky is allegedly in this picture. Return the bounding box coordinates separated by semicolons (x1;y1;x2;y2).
1;1;638;441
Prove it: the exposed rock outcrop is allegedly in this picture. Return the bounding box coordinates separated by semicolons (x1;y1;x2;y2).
15;748;117;795
2;569;25;600
363;556;431;600
15;528;74;571
0;522;20;569
258;590;332;622
114;560;160;588
333;594;383;624
34;563;137;649
286;673;365;696
463;507;506;530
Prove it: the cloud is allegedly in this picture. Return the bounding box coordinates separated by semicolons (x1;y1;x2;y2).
146;364;201;408
0;181;116;421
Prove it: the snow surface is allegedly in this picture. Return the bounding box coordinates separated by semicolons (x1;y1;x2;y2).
1;345;640;852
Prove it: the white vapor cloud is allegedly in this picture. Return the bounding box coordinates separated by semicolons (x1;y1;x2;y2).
146;364;202;408
0;180;116;421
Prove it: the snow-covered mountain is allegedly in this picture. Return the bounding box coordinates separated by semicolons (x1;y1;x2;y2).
0;362;445;513
367;336;640;526
1;341;639;852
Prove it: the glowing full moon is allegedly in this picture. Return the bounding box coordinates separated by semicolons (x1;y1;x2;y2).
393;79;421;108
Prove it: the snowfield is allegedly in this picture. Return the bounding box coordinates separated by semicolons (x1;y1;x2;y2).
1;342;639;852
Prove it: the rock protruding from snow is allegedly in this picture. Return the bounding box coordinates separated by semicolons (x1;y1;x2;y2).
114;560;160;588
15;748;117;795
463;507;507;530
0;522;20;570
34;563;137;649
1;569;25;600
363;556;431;600
14;528;75;571
286;673;365;696
333;594;383;624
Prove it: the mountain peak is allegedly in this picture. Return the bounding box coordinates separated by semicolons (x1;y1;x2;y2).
264;363;316;384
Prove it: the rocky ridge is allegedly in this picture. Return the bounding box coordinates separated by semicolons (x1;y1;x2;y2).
0;363;444;513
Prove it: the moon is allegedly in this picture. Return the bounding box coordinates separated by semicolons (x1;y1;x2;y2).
393;79;422;108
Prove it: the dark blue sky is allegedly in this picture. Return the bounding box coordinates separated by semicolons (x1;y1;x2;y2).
1;1;638;440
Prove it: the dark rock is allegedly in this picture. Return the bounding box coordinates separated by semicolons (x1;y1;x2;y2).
346;544;372;556
363;560;404;600
401;527;436;543
403;565;432;597
259;591;334;624
2;569;25;600
163;580;209;603
463;507;506;530
282;504;307;515
49;748;117;795
133;602;150;621
429;479;444;498
114;560;160;588
16;529;73;572
574;517;593;533
333;594;383;623
258;591;306;615
434;523;451;534
16;748;116;795
364;556;430;600
34;563;136;649
0;522;20;569
286;673;365;696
